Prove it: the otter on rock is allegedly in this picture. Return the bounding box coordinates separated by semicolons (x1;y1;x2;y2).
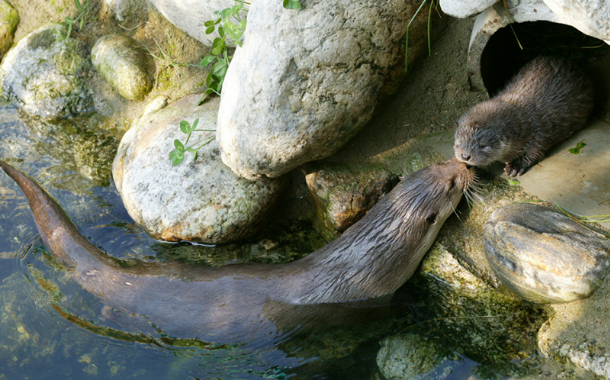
0;159;473;342
454;56;594;176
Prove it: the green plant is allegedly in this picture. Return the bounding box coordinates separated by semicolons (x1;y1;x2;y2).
404;0;439;72
283;0;301;10
147;32;188;89
169;119;216;166
198;0;248;102
569;140;586;154
65;0;90;38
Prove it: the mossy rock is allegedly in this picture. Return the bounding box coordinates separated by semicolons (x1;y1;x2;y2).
0;0;19;58
92;34;155;101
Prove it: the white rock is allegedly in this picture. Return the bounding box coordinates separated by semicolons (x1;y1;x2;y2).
113;94;287;244
439;0;498;18
543;0;610;43
218;0;418;179
148;0;248;46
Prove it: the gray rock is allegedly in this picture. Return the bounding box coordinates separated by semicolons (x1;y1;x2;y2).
103;0;137;22
439;0;497;18
484;203;610;303
92;34;155;101
305;162;398;241
148;0;247;46
0;23;92;119
0;0;19;58
113;94;287;244
217;0;432;179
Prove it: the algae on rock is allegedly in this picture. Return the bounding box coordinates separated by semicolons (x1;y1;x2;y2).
0;23;92;119
0;0;19;58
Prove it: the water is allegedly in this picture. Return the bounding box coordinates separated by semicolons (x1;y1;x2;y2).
0;102;551;379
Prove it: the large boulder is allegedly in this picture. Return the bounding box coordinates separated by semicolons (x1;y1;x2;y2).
92;34;155;101
217;0;436;179
113;94;287;244
0;23;92;119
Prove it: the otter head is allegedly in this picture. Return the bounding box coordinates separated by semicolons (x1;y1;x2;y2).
454;102;513;167
396;158;475;253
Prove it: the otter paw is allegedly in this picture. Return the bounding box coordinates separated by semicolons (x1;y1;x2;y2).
504;161;527;177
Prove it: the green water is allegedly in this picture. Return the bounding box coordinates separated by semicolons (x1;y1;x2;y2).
0;102;554;379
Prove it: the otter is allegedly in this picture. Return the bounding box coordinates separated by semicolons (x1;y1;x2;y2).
454;56;594;176
0;159;473;342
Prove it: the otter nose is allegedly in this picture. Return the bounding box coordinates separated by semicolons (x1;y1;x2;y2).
460;153;471;162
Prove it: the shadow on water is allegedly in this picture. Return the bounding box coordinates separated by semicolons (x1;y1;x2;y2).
0;101;556;379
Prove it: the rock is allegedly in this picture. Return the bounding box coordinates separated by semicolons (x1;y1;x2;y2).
113;94;287;244
0;23;92;119
0;0;19;58
377;333;458;380
148;0;247;46
92;35;155;101
537;270;610;378
104;0;136;22
217;0;435;179
305;162;398;241
542;0;610;43
439;0;497;18
484;203;610;304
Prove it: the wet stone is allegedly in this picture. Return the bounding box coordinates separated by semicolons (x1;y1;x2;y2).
305;162;398;241
484;203;610;304
92;34;155;101
0;23;92;119
113;94;288;244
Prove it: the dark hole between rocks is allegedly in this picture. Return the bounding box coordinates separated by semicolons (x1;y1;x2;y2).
480;21;609;105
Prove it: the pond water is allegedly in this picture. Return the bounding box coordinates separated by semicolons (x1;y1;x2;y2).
0;102;552;379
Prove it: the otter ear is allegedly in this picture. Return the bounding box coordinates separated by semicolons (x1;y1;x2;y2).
425;211;438;225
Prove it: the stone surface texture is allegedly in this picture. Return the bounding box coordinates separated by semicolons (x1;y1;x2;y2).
439;0;497;18
484;203;610;303
217;0;430;179
92;34;155;101
0;0;19;58
543;0;610;43
0;23;92;119
148;0;247;46
113;94;287;244
305;162;398;241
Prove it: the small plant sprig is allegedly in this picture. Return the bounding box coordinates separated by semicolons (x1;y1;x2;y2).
569;140;586;154
65;0;91;38
198;0;248;102
169;119;216;166
283;0;302;10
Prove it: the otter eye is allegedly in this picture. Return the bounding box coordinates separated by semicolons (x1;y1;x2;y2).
426;212;438;225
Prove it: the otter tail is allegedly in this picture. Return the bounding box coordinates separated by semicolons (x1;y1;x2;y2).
0;161;105;269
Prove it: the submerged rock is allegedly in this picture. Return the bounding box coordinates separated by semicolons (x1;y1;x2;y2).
305;162;398;241
484;203;610;304
0;0;19;59
0;23;92;119
92;34;155;101
217;0;434;179
113;94;287;244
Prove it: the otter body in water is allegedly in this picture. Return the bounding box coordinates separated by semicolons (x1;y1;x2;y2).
454;56;594;176
0;159;473;341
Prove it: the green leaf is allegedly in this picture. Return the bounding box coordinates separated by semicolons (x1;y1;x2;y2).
191;118;199;130
218;27;226;38
569;140;587;154
199;55;215;68
283;0;302;10
214;18;222;25
211;40;225;56
204;20;215;27
232;4;242;13
211;60;228;74
74;0;82;10
187;147;198;161
507;179;520;186
174;139;185;151
170;150;185;166
205;25;215;34
220;8;232;17
224;21;236;31
179;120;191;134
206;70;214;87
238;20;247;29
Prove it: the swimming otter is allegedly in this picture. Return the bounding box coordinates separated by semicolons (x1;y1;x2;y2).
454;56;594;176
0;159;473;341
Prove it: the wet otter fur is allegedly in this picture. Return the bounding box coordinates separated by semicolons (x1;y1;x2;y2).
454;56;594;176
0;159;473;341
